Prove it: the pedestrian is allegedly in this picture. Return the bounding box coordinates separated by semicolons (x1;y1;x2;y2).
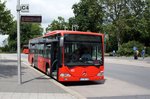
112;50;116;56
134;49;139;60
133;46;138;60
141;48;145;59
136;50;139;59
134;50;137;59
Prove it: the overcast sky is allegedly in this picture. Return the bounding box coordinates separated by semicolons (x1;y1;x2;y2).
0;0;80;46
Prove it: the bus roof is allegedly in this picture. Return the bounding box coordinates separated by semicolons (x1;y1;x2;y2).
45;30;103;36
29;30;103;41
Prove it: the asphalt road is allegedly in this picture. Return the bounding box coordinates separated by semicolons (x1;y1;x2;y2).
105;63;150;89
66;57;150;99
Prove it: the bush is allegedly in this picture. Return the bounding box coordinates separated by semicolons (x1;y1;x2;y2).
117;41;144;56
0;45;10;53
146;47;150;56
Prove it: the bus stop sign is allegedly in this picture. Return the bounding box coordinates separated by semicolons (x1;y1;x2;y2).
21;4;29;12
21;15;42;23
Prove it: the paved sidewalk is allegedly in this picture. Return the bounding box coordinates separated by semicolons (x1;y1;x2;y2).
105;56;150;68
0;54;84;99
106;56;150;63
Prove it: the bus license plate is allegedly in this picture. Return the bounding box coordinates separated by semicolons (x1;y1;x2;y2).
80;78;89;81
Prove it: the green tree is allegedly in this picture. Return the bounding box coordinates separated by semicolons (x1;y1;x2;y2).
8;21;17;51
72;0;104;32
103;0;150;50
68;17;76;30
8;21;43;51
136;0;150;46
46;16;68;32
123;0;150;46
0;0;14;34
103;24;118;52
103;0;131;49
20;23;43;46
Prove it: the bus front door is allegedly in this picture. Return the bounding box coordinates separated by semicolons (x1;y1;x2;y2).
51;42;59;79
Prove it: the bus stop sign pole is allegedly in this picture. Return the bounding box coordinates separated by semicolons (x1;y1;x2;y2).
17;0;21;84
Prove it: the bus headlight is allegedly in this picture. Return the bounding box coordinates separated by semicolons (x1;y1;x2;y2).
60;73;71;77
97;71;104;76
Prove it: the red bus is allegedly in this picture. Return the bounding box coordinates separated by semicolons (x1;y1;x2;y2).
22;45;29;54
28;30;104;82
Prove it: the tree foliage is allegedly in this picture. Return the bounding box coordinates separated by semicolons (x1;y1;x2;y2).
68;17;76;30
46;16;68;32
0;0;14;34
72;0;104;32
8;21;43;51
103;0;150;49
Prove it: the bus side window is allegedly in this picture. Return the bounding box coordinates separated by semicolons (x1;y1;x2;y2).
44;44;51;58
35;44;38;55
30;44;35;54
38;44;44;57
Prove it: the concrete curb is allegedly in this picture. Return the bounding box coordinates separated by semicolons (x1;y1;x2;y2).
22;62;86;99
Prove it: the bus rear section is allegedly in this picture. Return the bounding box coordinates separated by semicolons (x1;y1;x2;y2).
58;33;104;82
22;45;29;54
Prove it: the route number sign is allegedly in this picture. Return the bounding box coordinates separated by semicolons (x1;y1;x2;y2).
21;4;29;12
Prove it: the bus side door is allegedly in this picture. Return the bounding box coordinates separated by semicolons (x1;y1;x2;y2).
51;42;60;79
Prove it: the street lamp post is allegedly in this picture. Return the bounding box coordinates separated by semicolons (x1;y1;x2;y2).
17;0;21;84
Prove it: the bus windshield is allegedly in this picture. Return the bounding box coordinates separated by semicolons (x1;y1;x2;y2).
64;34;103;66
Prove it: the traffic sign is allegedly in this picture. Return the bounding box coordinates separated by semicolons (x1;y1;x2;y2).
21;4;29;12
21;15;42;23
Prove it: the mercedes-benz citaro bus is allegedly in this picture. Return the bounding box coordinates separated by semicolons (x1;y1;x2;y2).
28;30;104;82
